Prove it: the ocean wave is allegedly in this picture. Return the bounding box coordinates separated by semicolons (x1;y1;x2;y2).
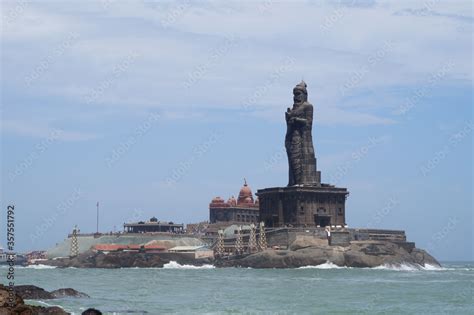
297;262;456;271
372;263;450;271
163;261;215;269
298;262;346;269
24;264;57;269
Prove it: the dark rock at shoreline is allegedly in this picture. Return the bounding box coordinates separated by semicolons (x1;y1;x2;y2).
43;250;213;268
216;240;441;269
51;288;90;299
13;285;89;300
14;285;53;299
0;284;69;315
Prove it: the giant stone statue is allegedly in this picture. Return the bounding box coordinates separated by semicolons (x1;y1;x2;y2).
285;81;319;186
257;81;348;228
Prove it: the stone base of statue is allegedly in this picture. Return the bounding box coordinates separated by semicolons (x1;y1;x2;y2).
257;184;349;228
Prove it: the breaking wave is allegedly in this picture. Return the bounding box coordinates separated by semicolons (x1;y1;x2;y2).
24;264;57;269
372;263;447;271
163;261;215;269
298;262;346;269
298;262;450;271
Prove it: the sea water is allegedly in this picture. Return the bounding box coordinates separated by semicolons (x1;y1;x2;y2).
3;262;473;314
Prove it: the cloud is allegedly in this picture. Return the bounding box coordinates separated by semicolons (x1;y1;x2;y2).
393;8;474;23
0;0;471;128
2;119;98;141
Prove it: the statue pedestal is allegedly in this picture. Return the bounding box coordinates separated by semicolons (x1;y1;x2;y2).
257;185;349;228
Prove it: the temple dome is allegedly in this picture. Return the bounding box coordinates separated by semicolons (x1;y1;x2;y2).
227;196;237;206
211;196;224;203
238;179;254;204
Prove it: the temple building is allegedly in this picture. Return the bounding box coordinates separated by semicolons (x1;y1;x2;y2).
124;216;184;233
209;180;260;224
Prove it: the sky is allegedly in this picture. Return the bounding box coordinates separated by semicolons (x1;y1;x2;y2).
0;0;472;261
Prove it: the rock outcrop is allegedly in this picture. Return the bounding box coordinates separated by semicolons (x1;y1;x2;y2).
216;240;440;269
43;250;213;268
0;284;69;315
13;285;89;300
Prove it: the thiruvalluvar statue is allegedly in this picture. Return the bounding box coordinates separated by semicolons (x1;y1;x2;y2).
285;81;319;186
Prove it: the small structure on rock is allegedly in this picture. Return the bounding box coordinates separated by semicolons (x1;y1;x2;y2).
70;225;79;257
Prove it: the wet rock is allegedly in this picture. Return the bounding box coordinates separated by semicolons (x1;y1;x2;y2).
0;284;69;315
43;250;212;268
50;288;90;299
217;240;441;269
13;285;54;299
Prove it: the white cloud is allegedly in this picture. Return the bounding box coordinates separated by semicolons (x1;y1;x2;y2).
1;0;472;127
2;119;98;141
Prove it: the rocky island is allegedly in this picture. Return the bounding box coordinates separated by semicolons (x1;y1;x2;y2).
39;81;440;271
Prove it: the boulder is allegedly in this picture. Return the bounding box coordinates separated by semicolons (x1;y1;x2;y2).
12;285;89;300
13;285;54;299
0;284;69;315
50;288;90;299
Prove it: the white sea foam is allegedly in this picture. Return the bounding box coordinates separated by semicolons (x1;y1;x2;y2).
298;262;451;271
298;262;346;269
421;264;446;271
24;264;57;269
163;261;215;269
372;263;449;271
372;264;421;271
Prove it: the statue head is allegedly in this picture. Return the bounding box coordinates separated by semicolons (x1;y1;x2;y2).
293;80;308;104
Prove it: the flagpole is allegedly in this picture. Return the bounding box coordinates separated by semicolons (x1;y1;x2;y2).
96;202;99;234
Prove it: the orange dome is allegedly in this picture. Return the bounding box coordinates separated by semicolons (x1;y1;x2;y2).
238;179;254;204
227;196;237;206
211;196;224;203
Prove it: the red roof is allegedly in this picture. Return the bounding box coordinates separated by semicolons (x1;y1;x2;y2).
94;244;143;251
144;245;167;250
127;244;141;250
94;244;125;251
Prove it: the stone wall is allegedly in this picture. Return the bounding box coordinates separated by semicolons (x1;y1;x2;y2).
329;231;351;246
257;186;349;228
